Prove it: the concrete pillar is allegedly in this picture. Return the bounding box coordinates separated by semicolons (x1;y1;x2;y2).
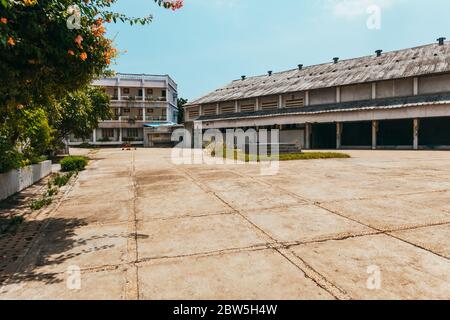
216;103;220;115
119;128;123;143
255;98;260;111
372;120;378;150
142;107;146;121
118;107;121;121
372;83;377;100
117;85;121;100
305;91;310;106
93;129;97;143
336;87;341;103
305;123;311;149
413;118;420;150
413;77;419;96
336;122;342;149
278;95;283;109
142;87;146;101
235;100;239;113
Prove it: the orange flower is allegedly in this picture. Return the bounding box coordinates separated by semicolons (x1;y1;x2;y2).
0;18;7;24
7;37;15;46
80;52;88;61
68;50;75;56
74;35;83;47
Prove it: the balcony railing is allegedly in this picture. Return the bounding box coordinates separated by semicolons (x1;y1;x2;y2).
145;116;167;121
110;95;167;102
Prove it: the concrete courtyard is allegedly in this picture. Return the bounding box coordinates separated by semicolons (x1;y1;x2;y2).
1;148;450;299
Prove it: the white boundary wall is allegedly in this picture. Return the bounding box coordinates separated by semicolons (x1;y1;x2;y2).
0;160;52;201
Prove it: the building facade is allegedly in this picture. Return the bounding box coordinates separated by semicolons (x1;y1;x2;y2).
68;73;178;147
185;39;450;150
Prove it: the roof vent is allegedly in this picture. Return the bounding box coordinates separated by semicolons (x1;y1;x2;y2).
298;64;303;70
437;37;446;46
268;70;273;76
241;75;246;80
333;57;339;64
375;49;383;57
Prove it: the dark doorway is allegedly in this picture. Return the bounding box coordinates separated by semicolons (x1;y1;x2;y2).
378;119;413;147
419;117;450;148
311;123;336;149
342;121;372;147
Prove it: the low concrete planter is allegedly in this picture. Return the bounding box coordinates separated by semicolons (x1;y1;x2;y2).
0;160;52;201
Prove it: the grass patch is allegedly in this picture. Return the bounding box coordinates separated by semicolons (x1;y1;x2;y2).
212;146;350;162
0;216;24;235
53;171;75;187
60;156;88;172
30;197;52;210
46;187;59;197
278;152;351;161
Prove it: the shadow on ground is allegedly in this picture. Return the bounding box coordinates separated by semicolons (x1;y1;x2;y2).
0;217;89;286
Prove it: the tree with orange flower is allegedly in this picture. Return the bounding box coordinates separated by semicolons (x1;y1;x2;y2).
0;0;183;172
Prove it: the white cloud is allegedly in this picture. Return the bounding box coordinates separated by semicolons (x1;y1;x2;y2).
327;0;403;18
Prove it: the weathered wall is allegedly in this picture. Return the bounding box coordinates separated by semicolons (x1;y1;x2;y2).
377;78;414;99
309;87;336;105
0;161;52;201
419;73;450;95
341;83;372;102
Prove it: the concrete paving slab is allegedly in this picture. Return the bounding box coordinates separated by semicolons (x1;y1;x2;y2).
0;269;125;300
135;189;231;220
136;181;203;197
136;174;188;186
320;198;450;231
243;205;373;243
138;249;334;300
137;214;269;259
291;234;450;299
31;223;128;273
56;200;131;224
396;191;450;213
214;182;302;211
390;224;450;258
276;179;388;202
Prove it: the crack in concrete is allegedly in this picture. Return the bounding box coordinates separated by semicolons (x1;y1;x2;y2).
124;151;140;300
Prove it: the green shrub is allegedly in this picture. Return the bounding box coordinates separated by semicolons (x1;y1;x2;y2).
30;197;52;210
0;136;24;173
60;156;88;172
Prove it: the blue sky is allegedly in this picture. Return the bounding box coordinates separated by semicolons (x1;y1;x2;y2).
107;0;450;101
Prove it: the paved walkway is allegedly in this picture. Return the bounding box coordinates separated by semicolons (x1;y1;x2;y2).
1;148;450;299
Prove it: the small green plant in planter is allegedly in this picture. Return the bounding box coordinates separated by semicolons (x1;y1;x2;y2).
53;171;75;187
30;197;52;210
46;187;59;197
60;156;88;172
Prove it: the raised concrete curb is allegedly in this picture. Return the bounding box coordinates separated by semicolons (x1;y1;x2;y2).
0;160;52;201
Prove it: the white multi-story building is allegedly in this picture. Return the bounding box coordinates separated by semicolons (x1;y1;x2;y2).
68;73;178;147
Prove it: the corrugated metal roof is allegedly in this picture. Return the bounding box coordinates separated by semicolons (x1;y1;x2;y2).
188;42;450;106
197;93;450;121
